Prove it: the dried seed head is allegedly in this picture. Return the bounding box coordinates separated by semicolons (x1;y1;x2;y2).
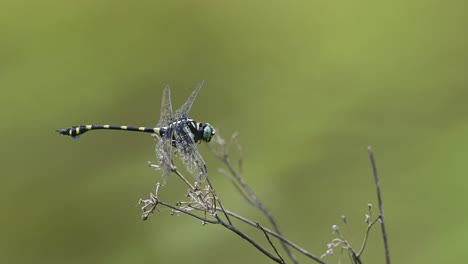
332;225;339;233
341;215;347;224
365;214;371;224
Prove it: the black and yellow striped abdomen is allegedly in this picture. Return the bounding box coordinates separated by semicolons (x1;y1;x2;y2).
56;125;161;139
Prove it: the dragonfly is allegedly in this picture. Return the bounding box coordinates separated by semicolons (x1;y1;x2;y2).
56;81;215;183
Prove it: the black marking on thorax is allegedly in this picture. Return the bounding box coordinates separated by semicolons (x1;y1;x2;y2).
161;118;204;143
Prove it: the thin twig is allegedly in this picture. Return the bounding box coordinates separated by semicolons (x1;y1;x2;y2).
172;165;195;189
225;210;326;264
218;168;256;206
164;163;283;262
223;156;299;264
209;132;299;263
214;215;284;263
181;204;325;263
334;227;359;261
205;176;233;225
158;200;219;224
161;202;282;263
368;146;391;264
357;217;380;256
256;222;285;264
351;251;362;264
172;166;232;225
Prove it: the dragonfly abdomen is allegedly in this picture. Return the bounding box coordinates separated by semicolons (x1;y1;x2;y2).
56;125;161;139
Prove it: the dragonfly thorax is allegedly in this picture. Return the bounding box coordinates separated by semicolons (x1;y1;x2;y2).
161;118;215;143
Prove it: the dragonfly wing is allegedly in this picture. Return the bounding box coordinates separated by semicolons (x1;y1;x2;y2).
173;123;207;182
156;85;173;128
155;127;174;184
174;80;204;119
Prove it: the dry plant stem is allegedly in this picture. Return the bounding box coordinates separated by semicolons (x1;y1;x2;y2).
223;156;299;264
205;176;233;225
159;200;218;224
337;216;380;264
165;200;283;263
171;169;281;263
214;214;284;264
157;184;319;263
367;146;391;264
170;205;285;263
176;205;325;264
256;222;285;264
148;161;194;189
172;163;232;225
172;165;195;189
334;228;359;262
351;253;362;264
218;168;255;206
225;210;326;264
357;217;380;256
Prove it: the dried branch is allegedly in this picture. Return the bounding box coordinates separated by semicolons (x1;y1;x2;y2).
225;210;325;264
138;180;285;263
357;211;380;256
139;132;390;264
320;147;391;263
368;146;391;264
218;167;256;206
215;214;284;263
257;222;285;264
209;132;299;264
205;175;233;225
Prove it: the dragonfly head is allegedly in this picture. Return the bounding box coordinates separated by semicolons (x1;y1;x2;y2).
202;123;215;142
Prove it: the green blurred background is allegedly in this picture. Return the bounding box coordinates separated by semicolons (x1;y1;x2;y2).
1;1;467;263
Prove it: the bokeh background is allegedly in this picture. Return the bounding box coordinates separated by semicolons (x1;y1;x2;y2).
1;1;467;263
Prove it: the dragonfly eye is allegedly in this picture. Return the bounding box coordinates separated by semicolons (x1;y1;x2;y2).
202;123;215;142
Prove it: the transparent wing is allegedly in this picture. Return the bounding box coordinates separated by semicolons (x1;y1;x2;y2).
156;85;173;128
174;80;204;119
173;123;207;182
155;128;174;184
